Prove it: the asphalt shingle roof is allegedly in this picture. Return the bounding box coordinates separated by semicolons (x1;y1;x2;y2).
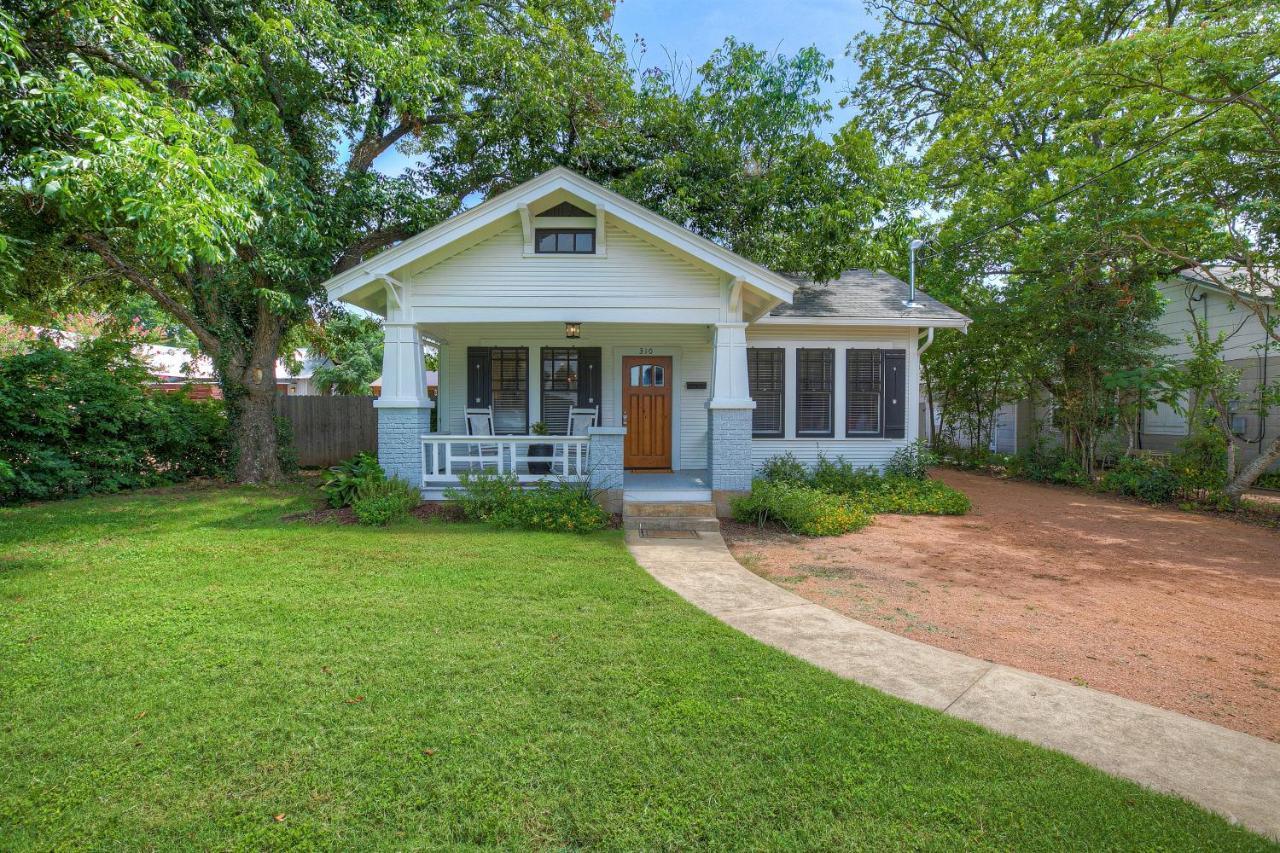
768;269;968;324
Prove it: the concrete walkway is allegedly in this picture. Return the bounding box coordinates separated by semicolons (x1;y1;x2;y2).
626;530;1280;840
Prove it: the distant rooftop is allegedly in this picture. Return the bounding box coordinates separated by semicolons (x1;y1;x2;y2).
767;269;968;325
1177;266;1276;303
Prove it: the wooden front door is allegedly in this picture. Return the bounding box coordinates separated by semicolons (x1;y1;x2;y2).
622;356;673;470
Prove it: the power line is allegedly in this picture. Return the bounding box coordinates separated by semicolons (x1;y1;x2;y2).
919;68;1280;262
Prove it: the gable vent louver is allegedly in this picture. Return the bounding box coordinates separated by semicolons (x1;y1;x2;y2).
539;201;592;218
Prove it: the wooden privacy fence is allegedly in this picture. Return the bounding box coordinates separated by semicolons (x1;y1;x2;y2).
274;395;377;468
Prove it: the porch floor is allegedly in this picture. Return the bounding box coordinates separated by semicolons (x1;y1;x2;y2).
623;468;711;502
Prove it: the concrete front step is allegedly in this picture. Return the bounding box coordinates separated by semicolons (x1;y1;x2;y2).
623;500;717;518
622;515;721;532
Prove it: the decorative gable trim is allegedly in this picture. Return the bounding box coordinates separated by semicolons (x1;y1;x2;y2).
322;167;796;309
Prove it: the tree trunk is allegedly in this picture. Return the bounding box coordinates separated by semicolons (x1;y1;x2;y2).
1225;434;1280;498
226;321;287;484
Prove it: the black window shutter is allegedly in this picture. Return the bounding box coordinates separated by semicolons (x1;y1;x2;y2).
883;350;907;438
467;348;491;408
577;348;602;411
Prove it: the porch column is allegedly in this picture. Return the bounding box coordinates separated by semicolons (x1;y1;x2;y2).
374;321;434;487
708;322;755;506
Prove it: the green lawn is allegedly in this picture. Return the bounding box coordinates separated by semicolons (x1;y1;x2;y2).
0;484;1271;850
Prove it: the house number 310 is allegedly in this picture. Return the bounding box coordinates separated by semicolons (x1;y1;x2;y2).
637;347;654;355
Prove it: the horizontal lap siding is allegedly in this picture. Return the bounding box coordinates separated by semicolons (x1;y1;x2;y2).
437;323;712;469
407;222;723;314
1156;280;1271;362
746;325;920;472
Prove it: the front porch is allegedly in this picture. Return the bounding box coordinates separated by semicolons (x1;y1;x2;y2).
374;320;756;509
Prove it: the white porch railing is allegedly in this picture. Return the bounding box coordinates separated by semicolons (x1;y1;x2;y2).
420;435;590;486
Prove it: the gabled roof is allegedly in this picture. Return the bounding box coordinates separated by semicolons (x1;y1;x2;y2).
322;167;797;309
759;269;969;328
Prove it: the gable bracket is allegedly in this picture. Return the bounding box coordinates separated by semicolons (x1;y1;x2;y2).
378;274;406;314
518;202;533;253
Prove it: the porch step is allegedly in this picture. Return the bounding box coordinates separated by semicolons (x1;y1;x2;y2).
622;515;721;532
623;501;717;518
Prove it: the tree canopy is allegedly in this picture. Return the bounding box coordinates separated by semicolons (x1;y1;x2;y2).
852;0;1280;485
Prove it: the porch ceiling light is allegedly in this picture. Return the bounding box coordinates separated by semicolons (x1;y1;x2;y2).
564;322;581;339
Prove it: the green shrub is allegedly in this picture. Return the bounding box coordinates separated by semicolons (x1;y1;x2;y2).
447;471;608;533
731;480;871;536
491;479;609;533
0;339;228;504
758;452;809;486
1170;427;1228;498
1257;470;1280;491
143;392;230;480
1009;443;1088;487
1100;456;1182;504
885;440;937;480
447;470;522;521
320;452;384;508
858;477;972;515
351;476;420;526
811;454;881;494
754;452;971;520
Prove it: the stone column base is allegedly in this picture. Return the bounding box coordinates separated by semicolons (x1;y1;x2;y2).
376;405;432;487
708;405;754;493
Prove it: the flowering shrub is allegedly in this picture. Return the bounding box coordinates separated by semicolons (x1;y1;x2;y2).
759;453;971;517
447;472;608;533
731;480;871;536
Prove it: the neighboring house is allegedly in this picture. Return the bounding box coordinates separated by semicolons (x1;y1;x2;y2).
145;344;322;397
31;328;329;397
1140;268;1278;465
320;167;969;511
936;267;1278;466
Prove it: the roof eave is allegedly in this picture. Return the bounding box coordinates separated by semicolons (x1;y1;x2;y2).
755;315;970;328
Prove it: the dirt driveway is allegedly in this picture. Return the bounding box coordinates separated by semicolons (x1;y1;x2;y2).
722;470;1280;741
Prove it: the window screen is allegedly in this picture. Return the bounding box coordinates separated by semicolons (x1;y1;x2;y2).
846;349;883;436
488;347;528;434
540;347;600;434
796;349;834;437
747;348;784;437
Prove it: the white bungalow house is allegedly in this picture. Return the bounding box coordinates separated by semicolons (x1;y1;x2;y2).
320;168;968;511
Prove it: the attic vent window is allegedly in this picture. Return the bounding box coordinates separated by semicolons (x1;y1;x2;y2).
535;228;595;254
540;201;592;217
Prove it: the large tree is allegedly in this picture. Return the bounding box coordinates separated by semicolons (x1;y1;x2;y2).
0;0;624;482
850;0;1271;473
1055;1;1280;493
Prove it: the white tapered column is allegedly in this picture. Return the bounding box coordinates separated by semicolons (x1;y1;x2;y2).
708;322;754;497
374;321;433;486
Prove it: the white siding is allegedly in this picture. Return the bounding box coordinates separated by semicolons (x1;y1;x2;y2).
433;322;712;469
406;221;726;323
746;325;920;471
1156;279;1271;362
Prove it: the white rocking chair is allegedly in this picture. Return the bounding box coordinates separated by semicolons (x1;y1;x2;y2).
464;407;501;472
562;406;598;476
